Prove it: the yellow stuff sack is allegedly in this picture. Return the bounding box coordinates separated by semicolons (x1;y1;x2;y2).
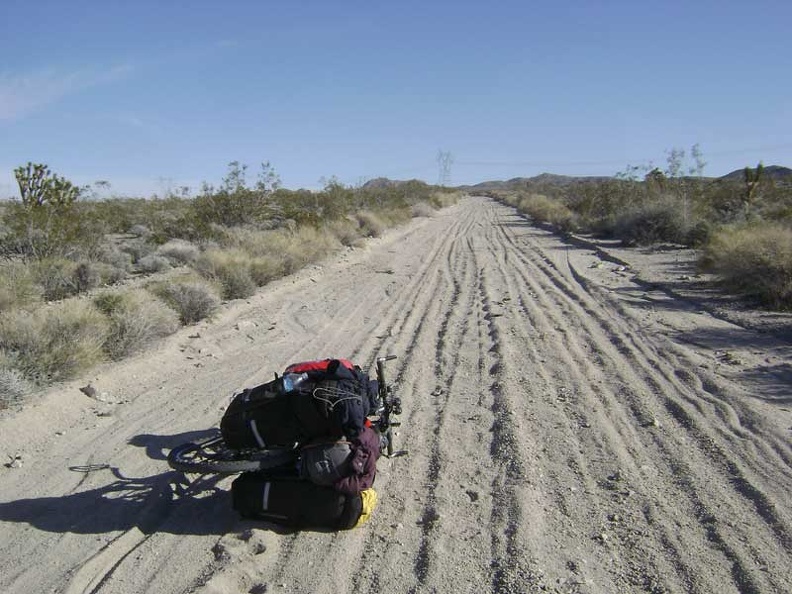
354;488;378;527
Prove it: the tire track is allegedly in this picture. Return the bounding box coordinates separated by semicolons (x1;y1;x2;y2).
482;199;792;592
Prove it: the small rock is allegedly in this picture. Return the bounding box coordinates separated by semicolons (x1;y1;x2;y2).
252;541;267;555
5;454;23;469
79;384;97;399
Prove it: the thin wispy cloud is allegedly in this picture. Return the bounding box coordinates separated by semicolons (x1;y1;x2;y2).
0;63;132;122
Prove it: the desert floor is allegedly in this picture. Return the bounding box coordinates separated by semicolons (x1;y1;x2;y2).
1;196;790;594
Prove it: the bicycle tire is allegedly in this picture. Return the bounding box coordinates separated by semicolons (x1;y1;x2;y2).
167;435;297;475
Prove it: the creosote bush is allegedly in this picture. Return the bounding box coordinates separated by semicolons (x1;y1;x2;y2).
94;289;180;359
612;195;692;246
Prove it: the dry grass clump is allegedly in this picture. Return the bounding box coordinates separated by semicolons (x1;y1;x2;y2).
429;191;461;208
248;254;285;286
517;194;578;233
0;366;35;408
148;275;221;324
194;248;257;299
283;226;341;270
700;223;792;308
156;239;200;265
235;227;341;274
0;261;41;312
94;289;180;359
0;300;109;383
410;201;437;218
326;218;363;246
355;210;387;237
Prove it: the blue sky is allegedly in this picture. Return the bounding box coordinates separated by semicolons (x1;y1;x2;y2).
1;0;790;198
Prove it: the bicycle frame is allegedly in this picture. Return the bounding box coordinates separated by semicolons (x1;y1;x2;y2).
374;355;401;456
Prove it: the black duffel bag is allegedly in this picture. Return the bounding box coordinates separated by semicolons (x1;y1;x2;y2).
231;472;376;530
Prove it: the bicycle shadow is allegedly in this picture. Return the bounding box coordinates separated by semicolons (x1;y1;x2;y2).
0;464;238;536
128;428;219;461
0;431;235;537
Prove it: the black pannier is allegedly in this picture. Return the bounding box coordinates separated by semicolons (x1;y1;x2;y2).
231;473;364;530
220;379;333;450
219;359;379;450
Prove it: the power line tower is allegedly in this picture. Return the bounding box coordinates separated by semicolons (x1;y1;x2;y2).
437;150;454;186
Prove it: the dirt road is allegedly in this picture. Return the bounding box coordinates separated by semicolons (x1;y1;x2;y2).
1;196;791;593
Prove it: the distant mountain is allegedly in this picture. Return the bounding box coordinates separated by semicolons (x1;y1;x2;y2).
720;165;792;181
361;177;429;189
460;172;611;191
460;166;792;191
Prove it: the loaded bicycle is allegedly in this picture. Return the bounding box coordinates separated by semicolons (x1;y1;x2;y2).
167;355;401;475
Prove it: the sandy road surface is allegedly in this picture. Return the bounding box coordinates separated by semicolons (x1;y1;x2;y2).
1;196;791;594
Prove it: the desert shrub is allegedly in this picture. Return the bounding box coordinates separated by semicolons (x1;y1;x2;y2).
0;261;41;311
156;239;200;265
94;289;179;359
136;254;172;273
73;261;103;292
410;201;436;218
280;226;341;272
326;218;362;247
699;223;792;309
148;276;221;324
194;248;257;299
0;366;35;408
30;258;113;300
249;254;285;286
31;258;80;300
229;226;340;275
120;239;155;264
517;194;578;232
0;299;109;382
128;224;150;237
93;242;133;271
612;195;694;246
356;210;386;237
428;190;461;209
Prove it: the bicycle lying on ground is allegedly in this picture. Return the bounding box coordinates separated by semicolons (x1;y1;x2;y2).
167;355;401;475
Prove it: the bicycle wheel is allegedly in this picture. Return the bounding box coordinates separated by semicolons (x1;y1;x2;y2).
167;433;298;475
